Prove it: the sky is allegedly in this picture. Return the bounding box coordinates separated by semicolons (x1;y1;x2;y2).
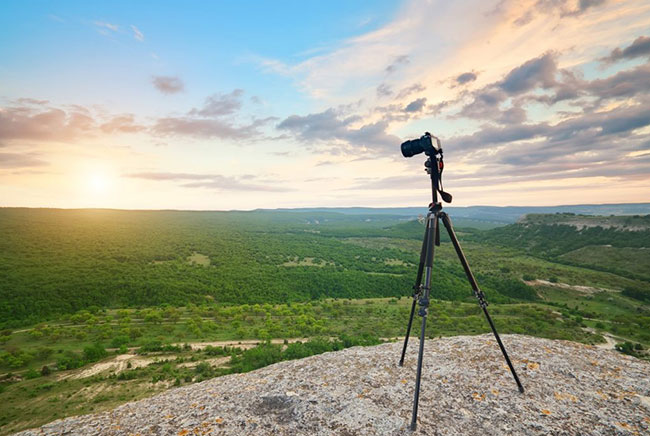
1;0;650;210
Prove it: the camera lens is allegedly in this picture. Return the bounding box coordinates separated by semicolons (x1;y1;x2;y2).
401;138;425;158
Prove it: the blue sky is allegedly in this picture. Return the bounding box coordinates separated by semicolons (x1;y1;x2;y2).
1;0;649;209
1;1;398;114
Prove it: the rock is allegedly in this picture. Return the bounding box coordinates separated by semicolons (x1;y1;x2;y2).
11;334;650;436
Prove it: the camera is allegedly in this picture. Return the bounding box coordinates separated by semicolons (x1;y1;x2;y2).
400;132;441;158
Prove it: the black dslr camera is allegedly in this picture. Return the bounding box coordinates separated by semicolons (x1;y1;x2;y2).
400;132;441;158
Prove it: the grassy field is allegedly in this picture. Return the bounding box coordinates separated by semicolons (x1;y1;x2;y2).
559;246;650;281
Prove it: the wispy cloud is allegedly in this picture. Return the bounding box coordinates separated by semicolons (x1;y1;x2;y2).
93;20;119;35
125;172;292;192
48;14;65;23
130;25;144;42
189;90;244;117
0;152;48;169
385;55;410;74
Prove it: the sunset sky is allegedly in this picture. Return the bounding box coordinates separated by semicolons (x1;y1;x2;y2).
1;0;649;210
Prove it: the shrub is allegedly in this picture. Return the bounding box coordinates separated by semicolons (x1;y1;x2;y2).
57;351;84;370
615;341;637;356
83;343;107;362
25;368;40;379
622;286;650;302
110;336;130;348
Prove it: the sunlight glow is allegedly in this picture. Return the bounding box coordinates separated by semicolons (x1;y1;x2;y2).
86;171;113;195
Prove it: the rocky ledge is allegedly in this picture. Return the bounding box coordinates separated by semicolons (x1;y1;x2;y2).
14;334;650;435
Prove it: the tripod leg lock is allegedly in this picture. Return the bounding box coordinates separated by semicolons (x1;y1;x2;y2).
417;294;430;316
475;289;488;308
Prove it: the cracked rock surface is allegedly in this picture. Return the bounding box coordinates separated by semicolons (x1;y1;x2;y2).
14;334;650;435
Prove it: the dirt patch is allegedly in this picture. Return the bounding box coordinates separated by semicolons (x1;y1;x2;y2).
384;258;408;266
281;257;333;267
187;252;210;266
59;354;156;380
180;338;310;350
525;279;615;294
596;335;619;350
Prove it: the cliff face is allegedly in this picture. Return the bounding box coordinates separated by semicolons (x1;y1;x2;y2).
14;334;650;436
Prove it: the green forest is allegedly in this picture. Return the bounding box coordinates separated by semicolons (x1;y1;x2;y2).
0;208;649;435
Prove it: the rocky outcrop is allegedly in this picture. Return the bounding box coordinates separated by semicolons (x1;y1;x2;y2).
14;335;650;435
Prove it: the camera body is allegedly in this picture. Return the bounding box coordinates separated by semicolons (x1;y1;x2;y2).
400;132;441;158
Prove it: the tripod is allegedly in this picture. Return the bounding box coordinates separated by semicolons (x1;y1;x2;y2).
398;149;524;431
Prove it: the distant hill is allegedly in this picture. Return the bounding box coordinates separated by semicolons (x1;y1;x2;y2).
520;213;650;231
477;213;650;281
269;203;650;224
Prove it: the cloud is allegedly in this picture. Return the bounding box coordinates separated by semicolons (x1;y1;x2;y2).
125;172;215;181
130;25;144;42
0;103;95;141
404;97;427;112
345;175;422;190
151;76;185;94
125;171;292;192
455;72;478;85
601;35;650;64
152;117;260;140
14;98;49;105
93;21;119;34
277;108;400;153
514;0;609;25
48;14;65;23
189;89;244;117
100;114;145;134
1;87;270;143
0;152;48;169
585;63;650;101
376;83;393;98
395;83;426;99
385;55;410;74
446;100;650;155
498;52;557;93
455;52;568;122
152;89;273;140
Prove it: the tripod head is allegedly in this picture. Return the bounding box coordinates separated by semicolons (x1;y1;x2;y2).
400;132;453;207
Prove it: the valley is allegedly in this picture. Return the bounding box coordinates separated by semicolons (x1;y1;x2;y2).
0;207;648;435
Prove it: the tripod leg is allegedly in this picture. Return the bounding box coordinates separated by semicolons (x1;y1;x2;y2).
399;216;431;366
410;213;437;431
439;213;524;393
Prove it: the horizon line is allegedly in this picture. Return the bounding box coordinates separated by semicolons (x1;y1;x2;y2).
1;201;649;214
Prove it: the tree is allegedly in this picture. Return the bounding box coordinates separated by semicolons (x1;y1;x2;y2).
83;343;107;362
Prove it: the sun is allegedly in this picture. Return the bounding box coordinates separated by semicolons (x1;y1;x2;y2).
88;172;111;194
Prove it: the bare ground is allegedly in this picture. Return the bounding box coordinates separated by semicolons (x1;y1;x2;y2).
14;334;650;436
